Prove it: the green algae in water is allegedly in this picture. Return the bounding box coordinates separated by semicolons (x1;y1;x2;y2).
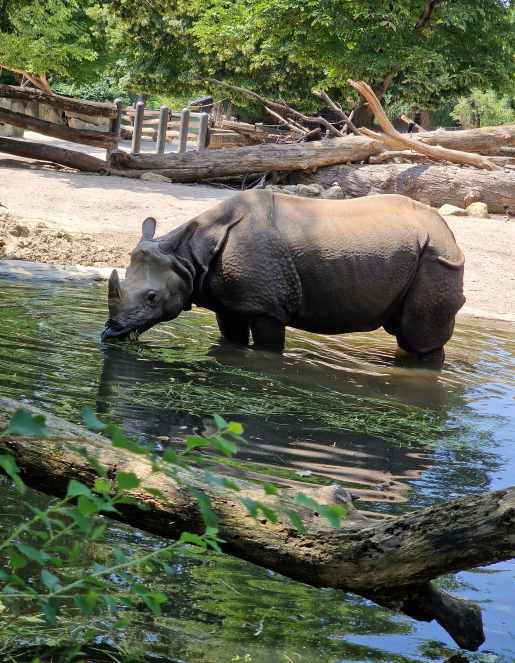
129;362;443;446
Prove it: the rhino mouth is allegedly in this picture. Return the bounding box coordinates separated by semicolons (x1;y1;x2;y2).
101;320;153;342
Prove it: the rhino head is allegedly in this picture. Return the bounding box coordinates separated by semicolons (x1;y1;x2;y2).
101;217;198;341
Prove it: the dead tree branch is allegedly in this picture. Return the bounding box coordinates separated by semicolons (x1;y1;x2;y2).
198;76;344;138
348;79;502;171
312;89;360;135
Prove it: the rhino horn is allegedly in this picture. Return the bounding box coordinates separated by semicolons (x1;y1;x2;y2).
108;269;124;302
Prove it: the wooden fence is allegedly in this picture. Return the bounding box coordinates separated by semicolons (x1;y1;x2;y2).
0;85;210;171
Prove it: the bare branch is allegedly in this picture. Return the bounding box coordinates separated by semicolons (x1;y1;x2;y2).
312;89;360;135
348;79;502;171
197;76;344;137
264;106;308;135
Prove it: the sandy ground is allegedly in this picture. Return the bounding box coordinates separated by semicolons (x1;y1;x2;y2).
0;161;513;321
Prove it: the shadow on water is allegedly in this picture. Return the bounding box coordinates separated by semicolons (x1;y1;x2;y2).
0;278;515;661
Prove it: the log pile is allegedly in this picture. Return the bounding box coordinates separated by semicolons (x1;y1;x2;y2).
102;79;515;212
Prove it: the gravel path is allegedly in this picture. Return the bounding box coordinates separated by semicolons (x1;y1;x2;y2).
0;164;513;322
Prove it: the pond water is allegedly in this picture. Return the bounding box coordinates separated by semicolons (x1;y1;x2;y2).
0;277;514;662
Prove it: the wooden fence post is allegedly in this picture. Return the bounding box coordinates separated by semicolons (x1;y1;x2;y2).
110;98;123;153
197;112;209;152
156;105;169;155
131;101;145;155
178;108;190;154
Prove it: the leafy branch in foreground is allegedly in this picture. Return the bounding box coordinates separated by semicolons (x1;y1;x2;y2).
0;407;345;637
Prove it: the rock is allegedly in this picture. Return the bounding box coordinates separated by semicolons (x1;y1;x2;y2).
265;185;300;195
367;191;380;196
439;204;467;217
39;105;62;124
466;202;489;218
297;184;323;197
322;186;344;200
418;196;431;206
140;172;173;183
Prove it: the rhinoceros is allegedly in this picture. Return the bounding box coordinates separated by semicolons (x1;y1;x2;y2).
101;191;465;365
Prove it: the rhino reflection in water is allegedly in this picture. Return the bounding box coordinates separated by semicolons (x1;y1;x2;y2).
101;190;465;366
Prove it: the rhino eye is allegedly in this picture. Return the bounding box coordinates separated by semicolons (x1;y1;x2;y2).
147;291;157;302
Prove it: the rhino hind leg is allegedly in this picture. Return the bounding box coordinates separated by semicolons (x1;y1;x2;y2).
216;311;250;345
394;254;465;364
250;315;285;351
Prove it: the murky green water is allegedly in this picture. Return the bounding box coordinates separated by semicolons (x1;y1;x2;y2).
0;277;514;662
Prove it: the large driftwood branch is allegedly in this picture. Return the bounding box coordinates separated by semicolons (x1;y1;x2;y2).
264;107;308;135
198;76;344;138
0;84;118;119
2;397;515;651
0;106;116;149
289;162;515;213
312;89;360;136
107;135;383;181
0;65;50;92
348;79;502;172
0;136;105;171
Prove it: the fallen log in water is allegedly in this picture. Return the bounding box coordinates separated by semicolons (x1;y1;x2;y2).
289;162;515;213
1;397;515;651
0;136;105;171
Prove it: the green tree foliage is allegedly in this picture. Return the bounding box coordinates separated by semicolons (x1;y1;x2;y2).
0;0;114;91
451;89;515;128
110;0;515;123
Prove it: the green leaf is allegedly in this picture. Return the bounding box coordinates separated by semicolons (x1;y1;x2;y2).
317;504;347;528
144;487;168;501
64;508;91;534
66;480;92;498
41;569;61;591
0;455;25;494
239;497;258;519
295;493;318;507
185;436;209;451
6;409;50;438
76;448;108;480
286;511;306;534
263;482;278;495
41;600;59;624
7;547;27;572
162;447;178;464
142;595;162;615
111;428;150;455
82;407;106;431
113;618;131;627
77;495;99;516
81;575;108;589
213;414;228;429
200;506;219;529
115;472;140;491
114;548;129;563
94;480;111;493
178;532;207;549
227;421;243;435
257;503;278;524
14;544;51;566
210;438;237;457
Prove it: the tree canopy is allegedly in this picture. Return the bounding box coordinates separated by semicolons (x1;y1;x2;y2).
0;0;114;91
111;0;515;125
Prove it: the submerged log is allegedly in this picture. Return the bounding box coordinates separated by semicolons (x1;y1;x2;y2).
1;397;515;651
0;136;105;171
289;162;515;213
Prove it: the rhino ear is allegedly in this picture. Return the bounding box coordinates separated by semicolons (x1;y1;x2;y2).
159;221;198;254
141;217;156;241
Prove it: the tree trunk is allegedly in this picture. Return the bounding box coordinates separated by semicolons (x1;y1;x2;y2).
2;395;515;652
289;162;515;213
106;125;515;183
0;136;105;171
107;135;384;181
0;84;118;119
352;73;395;129
0;106;117;149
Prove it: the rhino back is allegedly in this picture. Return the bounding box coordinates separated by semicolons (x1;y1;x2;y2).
274;194;429;333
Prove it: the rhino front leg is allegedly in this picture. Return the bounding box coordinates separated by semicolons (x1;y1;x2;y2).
250;315;285;351
216;311;250;345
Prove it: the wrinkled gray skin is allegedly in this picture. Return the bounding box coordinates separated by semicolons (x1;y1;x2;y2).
102;191;465;366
